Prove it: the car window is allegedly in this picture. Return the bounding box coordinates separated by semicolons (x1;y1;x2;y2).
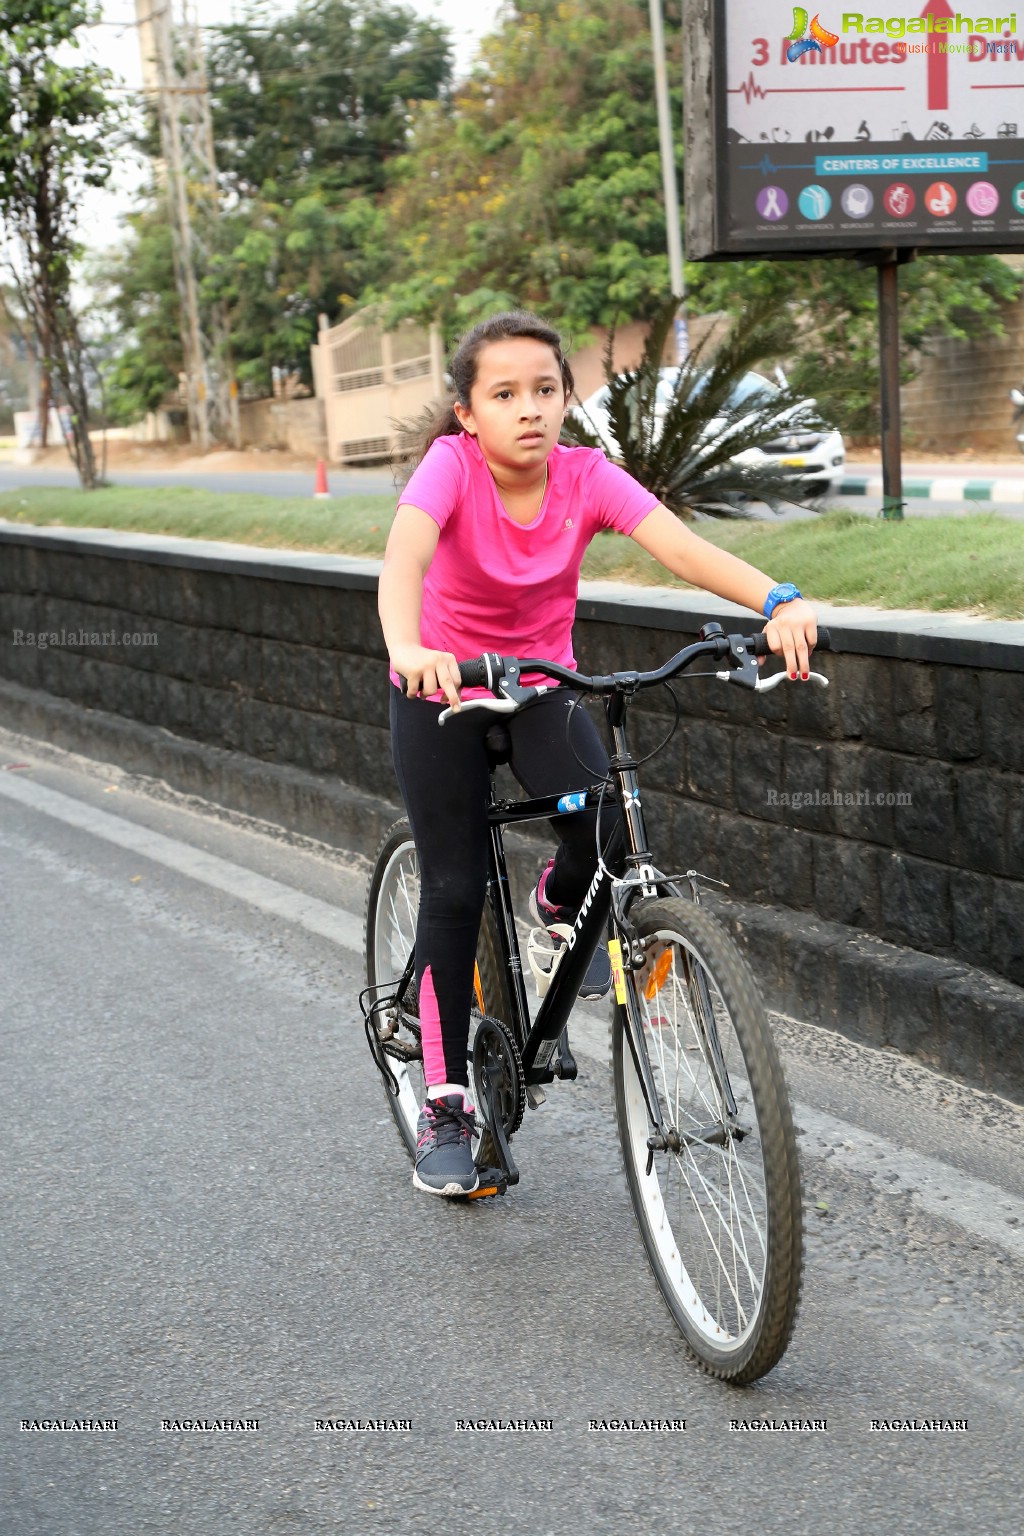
728;373;778;408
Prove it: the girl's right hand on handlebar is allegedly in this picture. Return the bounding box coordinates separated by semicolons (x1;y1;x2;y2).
391;645;462;711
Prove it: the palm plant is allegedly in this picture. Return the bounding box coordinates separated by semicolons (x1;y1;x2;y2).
561;299;829;518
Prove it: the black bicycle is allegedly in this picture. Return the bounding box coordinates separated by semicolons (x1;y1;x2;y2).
362;621;830;1384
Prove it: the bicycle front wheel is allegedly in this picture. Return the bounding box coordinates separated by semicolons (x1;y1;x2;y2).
364;819;513;1165
612;898;803;1384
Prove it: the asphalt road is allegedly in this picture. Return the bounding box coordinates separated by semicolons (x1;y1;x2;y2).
2;460;1023;517
0;464;396;501
1;729;1022;1535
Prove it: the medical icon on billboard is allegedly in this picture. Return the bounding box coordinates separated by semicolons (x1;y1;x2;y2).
924;182;957;217
883;183;915;218
1012;182;1024;215
856;120;871;141
966;182;999;216
798;185;831;220
756;186;789;221
998;122;1018;138
841;184;873;219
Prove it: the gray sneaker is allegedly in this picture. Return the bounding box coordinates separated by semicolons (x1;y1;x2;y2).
412;1092;479;1197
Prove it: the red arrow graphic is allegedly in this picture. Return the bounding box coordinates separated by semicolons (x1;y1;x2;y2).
923;0;954;111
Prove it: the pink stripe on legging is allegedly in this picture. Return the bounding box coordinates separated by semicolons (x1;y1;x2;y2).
418;964;447;1087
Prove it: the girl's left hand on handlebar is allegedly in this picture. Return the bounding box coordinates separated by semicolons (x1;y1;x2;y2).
763;599;818;681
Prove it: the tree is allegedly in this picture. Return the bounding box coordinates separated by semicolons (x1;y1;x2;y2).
688;253;1021;440
207;0;451;202
84;204;182;426
100;0;451;404
371;0;681;337
200;0;451;393
0;1;125;486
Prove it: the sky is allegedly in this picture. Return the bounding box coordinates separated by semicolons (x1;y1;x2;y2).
79;0;508;253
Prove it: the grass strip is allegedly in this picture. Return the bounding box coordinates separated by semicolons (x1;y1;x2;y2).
2;488;1022;619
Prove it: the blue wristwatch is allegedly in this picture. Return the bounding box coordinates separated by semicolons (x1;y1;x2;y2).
763;582;802;619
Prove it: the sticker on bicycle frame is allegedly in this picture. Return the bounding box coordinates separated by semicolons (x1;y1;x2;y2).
607;938;628;1005
557;791;588;813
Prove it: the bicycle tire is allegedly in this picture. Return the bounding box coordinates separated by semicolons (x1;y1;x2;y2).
611;898;803;1384
364;819;514;1167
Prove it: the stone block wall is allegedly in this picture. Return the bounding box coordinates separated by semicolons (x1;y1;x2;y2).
1;525;1022;1095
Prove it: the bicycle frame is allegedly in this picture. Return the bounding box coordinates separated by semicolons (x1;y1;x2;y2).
480;693;684;1142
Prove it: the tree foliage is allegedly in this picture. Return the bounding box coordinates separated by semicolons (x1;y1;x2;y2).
100;0;450;403
371;0;681;336
689;253;1021;439
0;0;125;483
200;0;450;391
207;0;451;201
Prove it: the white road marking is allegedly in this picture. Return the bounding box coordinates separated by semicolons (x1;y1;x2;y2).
0;769;364;953
5;767;1024;1258
561;1016;1024;1259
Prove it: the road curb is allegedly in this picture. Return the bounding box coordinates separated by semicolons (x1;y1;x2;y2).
840;474;1024;504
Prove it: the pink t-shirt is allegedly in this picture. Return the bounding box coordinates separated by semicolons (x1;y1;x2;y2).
390;433;659;698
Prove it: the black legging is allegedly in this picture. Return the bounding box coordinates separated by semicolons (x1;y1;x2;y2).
389;685;616;1088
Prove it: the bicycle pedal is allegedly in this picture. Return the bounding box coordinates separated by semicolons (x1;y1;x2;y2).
383;1038;422;1062
465;1168;507;1200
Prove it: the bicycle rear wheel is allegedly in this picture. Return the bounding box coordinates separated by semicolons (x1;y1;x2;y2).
364;819;513;1165
612;898;803;1384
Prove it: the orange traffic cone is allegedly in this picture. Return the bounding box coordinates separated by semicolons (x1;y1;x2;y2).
313;459;329;499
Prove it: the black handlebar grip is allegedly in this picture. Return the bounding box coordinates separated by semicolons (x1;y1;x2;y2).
456;656;491;688
751;625;831;658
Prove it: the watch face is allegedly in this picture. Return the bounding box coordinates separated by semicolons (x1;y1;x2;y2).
766;583;800;616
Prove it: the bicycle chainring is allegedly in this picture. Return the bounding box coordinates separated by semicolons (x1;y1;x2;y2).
471;1014;526;1140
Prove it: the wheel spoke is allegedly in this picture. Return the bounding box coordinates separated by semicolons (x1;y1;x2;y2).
613;899;802;1381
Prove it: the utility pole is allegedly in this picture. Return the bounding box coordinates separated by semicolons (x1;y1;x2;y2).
648;0;688;363
135;0;239;448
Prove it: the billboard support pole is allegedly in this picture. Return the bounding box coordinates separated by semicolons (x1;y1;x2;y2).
874;248;912;522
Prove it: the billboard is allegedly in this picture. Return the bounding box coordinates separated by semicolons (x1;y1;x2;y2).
684;0;1024;256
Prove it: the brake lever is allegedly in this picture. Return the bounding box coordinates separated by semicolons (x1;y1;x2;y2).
714;669;829;692
438;697;519;725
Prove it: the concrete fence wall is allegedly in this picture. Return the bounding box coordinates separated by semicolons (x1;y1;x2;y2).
1;525;1022;1097
901;293;1024;453
236;398;327;458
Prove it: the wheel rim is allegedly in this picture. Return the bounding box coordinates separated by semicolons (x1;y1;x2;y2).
371;840;425;1146
621;928;770;1352
370;837;492;1161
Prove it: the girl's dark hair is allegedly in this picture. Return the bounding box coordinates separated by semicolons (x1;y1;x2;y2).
417;310;574;462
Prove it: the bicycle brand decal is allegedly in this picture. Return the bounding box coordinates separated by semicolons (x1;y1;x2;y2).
557;790;588;813
565;864;606;950
607;939;628;1005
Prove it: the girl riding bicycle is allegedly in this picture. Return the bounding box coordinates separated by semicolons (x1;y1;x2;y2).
378;309;817;1199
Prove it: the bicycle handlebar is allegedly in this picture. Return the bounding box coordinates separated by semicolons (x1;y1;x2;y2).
454;624;831;699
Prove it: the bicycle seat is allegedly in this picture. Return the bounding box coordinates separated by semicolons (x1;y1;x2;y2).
483;722;513;768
